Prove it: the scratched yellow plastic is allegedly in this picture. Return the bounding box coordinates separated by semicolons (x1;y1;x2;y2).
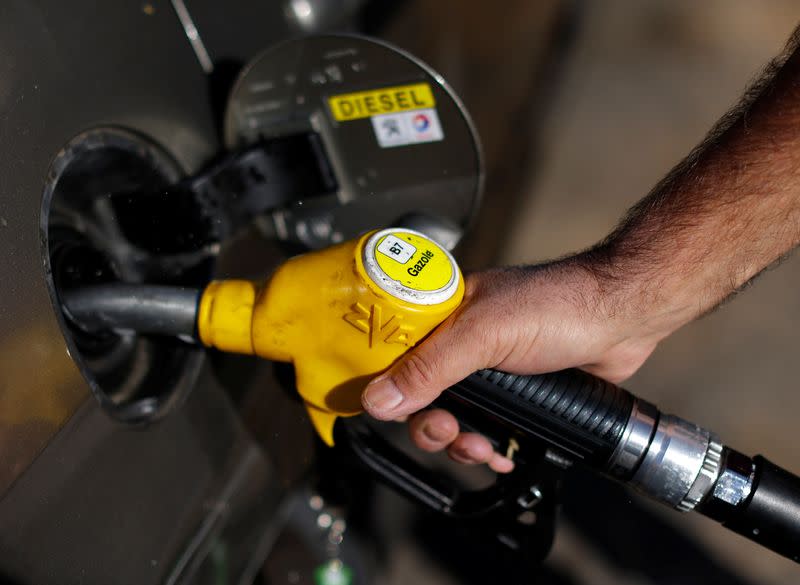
196;230;464;445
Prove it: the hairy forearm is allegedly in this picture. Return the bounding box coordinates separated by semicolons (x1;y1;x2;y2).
584;26;800;338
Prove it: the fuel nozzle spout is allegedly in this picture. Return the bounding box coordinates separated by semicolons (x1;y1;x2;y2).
196;228;464;445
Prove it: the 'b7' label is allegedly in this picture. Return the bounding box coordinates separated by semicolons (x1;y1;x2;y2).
377;236;416;264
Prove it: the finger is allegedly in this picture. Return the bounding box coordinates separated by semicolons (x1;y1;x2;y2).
488;453;515;474
361;314;491;420
447;432;495;465
408;409;459;452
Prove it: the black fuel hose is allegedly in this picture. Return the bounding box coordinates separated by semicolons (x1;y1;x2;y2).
60;284;200;338
444;368;800;563
448;369;635;469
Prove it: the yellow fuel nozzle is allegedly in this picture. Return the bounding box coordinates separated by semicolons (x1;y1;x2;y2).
196;228;464;445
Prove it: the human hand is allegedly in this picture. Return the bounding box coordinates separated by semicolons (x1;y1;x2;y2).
359;22;800;474
360;258;667;473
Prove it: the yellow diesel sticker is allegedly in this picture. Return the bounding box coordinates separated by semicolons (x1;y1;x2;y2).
375;232;454;292
328;83;435;122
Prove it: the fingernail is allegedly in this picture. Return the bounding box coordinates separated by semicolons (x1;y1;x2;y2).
422;422;451;443
363;378;404;413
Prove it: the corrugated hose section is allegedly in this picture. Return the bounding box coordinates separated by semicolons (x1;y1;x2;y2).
451;368;635;465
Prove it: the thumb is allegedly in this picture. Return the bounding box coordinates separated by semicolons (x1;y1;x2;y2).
361;318;489;420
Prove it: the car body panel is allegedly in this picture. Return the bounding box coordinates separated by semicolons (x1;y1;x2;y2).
0;2;307;583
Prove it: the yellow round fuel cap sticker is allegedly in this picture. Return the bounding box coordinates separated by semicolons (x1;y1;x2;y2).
362;228;460;305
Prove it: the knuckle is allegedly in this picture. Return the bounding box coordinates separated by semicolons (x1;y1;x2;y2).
395;351;439;394
408;411;457;452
